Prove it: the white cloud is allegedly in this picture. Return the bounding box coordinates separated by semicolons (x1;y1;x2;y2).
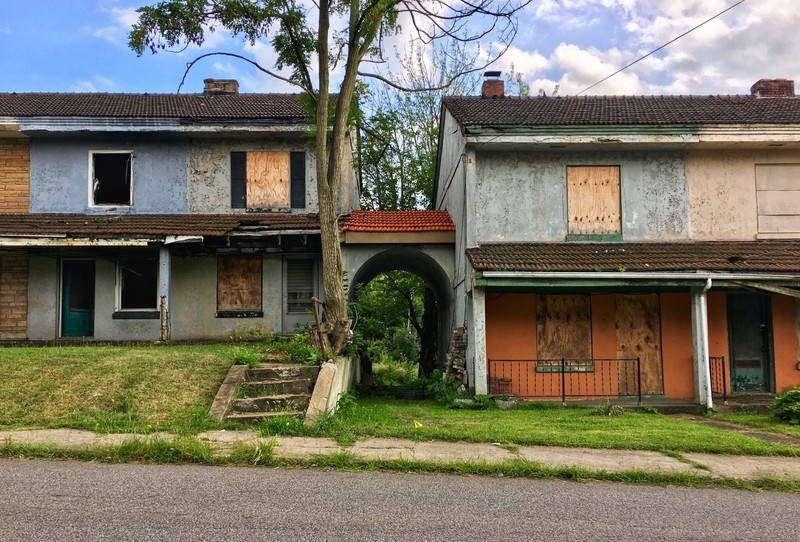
71;76;116;92
92;6;139;46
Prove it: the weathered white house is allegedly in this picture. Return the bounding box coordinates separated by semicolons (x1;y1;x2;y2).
0;79;359;340
435;75;800;406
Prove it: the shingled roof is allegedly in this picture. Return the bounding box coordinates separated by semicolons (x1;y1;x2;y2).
466;241;800;274
0;93;306;120
341;210;455;232
442;95;800;127
0;213;320;238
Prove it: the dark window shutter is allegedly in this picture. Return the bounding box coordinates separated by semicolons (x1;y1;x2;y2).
230;152;247;209
290;151;306;209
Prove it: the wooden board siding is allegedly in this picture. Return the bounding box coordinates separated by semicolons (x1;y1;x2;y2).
0;139;30;213
660;293;694;399
536;295;591;359
756;164;800;234
615;294;663;395
567;166;620;235
217;255;262;311
246;152;290;209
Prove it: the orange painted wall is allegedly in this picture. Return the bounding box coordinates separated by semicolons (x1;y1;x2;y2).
486;293;536;396
772;295;800;392
706;292;730;394
660;293;694;399
590;294;616;359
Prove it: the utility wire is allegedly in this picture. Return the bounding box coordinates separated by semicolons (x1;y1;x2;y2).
577;0;746;95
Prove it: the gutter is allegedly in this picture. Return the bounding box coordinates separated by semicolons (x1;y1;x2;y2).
478;271;800;281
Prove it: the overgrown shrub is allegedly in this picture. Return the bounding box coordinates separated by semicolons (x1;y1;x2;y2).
424;370;459;404
593;402;625;417
270;332;325;365
772;387;800;424
230;346;261;368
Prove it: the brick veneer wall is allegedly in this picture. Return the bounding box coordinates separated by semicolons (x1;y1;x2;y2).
0;137;30;213
0;252;28;339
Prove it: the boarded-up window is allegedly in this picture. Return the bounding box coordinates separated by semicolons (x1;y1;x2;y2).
286;259;314;314
536;295;592;359
231;151;306;210
756;164;800;234
217;255;262;316
566;166;621;235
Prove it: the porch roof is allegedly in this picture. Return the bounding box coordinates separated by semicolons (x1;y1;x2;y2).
466;241;800;274
0;213;320;239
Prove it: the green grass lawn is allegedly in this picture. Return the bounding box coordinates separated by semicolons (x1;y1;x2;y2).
0;344;236;434
286;398;800;456
714;411;800;440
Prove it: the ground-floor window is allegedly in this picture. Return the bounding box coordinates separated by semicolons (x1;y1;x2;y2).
286;258;315;314
216;255;263;317
118;258;158;310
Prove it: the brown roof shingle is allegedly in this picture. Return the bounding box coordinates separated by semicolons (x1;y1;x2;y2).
443;95;800;127
0;93;307;120
341;210;455;232
0;213;319;238
466;242;800;274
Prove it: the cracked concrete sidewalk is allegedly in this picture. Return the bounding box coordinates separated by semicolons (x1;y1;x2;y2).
3;428;800;482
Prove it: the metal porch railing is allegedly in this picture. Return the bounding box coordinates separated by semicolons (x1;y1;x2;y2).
488;358;641;404
709;356;727;403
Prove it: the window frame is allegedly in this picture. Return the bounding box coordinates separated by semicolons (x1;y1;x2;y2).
88;150;134;208
230;150;306;211
113;257;159;319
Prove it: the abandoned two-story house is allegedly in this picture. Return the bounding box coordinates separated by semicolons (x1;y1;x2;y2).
0;79;359;342
436;76;800;407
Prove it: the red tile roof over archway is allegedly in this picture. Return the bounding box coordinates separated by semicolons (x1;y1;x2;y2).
341;210;455;232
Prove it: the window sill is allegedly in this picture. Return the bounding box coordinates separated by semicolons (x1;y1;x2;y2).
112;311;159;320
566;234;623;242
216;310;264;318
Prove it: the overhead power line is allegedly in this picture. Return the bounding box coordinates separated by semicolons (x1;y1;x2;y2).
577;0;747;96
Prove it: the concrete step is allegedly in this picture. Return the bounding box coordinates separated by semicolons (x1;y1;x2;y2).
239;378;314;397
225;411;304;425
231;394;310;413
246;365;319;382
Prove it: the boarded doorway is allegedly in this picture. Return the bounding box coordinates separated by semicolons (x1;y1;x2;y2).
616;294;663;395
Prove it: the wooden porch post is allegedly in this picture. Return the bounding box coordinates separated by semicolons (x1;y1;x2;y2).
158;247;171;341
691;283;713;408
472;286;488;395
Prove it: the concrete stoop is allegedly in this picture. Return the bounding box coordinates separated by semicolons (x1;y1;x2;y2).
210;363;320;425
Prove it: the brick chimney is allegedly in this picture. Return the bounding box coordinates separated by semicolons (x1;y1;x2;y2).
750;79;794;97
203;78;239;95
481;71;504;98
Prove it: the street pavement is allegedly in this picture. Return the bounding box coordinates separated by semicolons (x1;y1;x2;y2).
2;428;800;481
1;459;799;541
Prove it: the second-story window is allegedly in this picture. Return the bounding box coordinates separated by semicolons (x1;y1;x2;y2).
91;151;132;206
230;151;306;210
566;166;621;238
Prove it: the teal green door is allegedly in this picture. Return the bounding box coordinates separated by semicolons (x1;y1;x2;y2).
61;260;95;337
727;294;771;392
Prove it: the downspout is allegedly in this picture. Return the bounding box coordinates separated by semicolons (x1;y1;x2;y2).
701;278;713;410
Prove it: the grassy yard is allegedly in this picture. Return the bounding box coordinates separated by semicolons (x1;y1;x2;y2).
714;411;800;440
275;398;800;456
0;344;236;434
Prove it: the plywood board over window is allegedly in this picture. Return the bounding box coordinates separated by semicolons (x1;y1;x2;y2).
615;294;663;395
756;164;800;234
247;152;290;209
217;255;262;316
536;295;592;359
567;166;621;235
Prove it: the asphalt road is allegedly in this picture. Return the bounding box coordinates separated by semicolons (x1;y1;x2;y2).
1;459;798;541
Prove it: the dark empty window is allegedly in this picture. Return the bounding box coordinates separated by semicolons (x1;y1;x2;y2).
119;259;158;310
93;152;132;205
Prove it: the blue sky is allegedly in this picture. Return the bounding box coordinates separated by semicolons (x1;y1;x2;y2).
1;1;797;96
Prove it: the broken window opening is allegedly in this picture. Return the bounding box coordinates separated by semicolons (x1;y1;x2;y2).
118;258;158;310
93;152;132;206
